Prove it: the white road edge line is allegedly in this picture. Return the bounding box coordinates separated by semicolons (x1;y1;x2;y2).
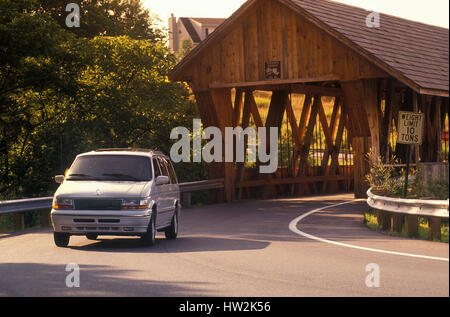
289;200;449;262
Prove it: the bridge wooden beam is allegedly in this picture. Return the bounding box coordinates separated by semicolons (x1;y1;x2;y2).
210;81;342;97
341;80;375;198
210;88;235;202
236;90;252;200
260;90;289;198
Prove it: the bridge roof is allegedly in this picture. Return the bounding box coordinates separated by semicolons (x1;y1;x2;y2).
169;0;449;96
291;0;449;95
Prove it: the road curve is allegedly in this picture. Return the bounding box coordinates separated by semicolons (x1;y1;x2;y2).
0;194;448;297
289;200;449;262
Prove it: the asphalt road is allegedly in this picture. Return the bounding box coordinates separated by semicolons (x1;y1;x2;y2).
0;194;448;297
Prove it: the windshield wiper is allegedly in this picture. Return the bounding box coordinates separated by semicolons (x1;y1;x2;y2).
66;173;101;180
101;173;143;181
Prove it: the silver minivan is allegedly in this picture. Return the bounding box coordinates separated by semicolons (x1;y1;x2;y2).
51;149;180;247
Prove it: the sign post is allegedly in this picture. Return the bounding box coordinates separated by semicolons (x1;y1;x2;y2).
397;111;424;197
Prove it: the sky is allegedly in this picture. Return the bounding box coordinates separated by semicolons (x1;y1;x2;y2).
142;0;449;30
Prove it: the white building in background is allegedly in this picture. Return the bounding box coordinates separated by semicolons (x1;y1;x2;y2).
168;14;225;53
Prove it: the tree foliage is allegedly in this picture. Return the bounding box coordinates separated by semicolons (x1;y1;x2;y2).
36;0;164;41
177;38;195;60
0;0;204;198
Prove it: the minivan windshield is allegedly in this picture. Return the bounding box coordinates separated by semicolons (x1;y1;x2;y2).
66;155;152;181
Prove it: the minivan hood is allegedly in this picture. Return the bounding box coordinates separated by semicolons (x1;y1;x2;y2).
55;180;151;198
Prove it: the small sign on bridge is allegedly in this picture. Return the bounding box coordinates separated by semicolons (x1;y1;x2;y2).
397;111;424;145
264;61;281;79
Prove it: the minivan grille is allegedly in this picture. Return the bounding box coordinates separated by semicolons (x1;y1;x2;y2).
74;199;122;210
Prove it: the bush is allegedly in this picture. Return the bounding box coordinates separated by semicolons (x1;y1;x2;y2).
365;150;404;197
365;149;449;200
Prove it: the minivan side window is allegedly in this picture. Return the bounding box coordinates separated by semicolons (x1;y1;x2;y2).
165;159;178;184
153;158;162;178
157;157;169;177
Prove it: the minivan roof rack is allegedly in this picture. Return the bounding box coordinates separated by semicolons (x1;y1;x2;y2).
94;148;166;156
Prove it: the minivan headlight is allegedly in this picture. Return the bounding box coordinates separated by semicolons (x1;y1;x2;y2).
121;199;150;210
53;197;74;210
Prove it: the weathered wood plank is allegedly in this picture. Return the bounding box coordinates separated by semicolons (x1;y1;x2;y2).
281;5;288;79
256;5;264;81
380;79;393;162
236;174;352;188
286;97;302;152
352;136;371;198
293;94;312;177
261;90;289;198
233;89;244;127
193;90;220;128
209;75;341;89
317;97;333;150
321;97;340;172
435;97;442;161
364;79;381;163
323;103;346;191
298;96;320;177
341;80;371;138
236;91;252;200
210;88;234;202
412;91;420;163
298;95;313;144
249;92;264;128
265;90;289;130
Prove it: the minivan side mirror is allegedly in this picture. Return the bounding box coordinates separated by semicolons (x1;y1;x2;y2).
155;175;169;185
54;175;65;184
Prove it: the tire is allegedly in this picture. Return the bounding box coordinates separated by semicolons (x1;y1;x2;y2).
140;214;156;246
54;232;70;247
165;208;178;240
86;233;98;240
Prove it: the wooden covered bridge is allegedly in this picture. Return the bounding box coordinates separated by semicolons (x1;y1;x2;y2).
168;0;449;201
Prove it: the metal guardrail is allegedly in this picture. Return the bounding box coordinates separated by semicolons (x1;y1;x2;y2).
179;178;224;193
0;197;53;215
366;188;449;218
366;187;449;240
0;179;225;215
179;178;224;207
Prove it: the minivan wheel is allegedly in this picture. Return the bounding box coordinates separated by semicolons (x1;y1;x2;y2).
86;233;98;240
165;209;178;240
54;232;70;247
141;215;156;246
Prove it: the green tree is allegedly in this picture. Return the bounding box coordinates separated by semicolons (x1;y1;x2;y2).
1;0;206;199
72;36;196;153
36;0;164;41
0;0;83;195
177;38;195;60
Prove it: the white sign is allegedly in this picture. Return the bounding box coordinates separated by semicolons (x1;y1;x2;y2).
397;111;424;145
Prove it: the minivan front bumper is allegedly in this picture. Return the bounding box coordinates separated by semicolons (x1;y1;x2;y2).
51;209;151;236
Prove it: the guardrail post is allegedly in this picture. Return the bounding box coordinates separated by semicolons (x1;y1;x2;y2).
376;210;391;231
391;214;404;233
224;162;235;202
14;213;24;231
41;210;51;227
405;215;419;237
181;192;191;208
428;217;441;241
